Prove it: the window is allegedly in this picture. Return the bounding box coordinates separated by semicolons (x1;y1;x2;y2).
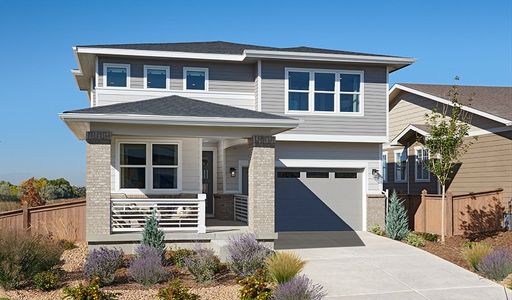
382;152;388;182
118;142;180;191
104;63;130;87
335;172;357;178
306;172;329;178
415;148;430;182
285;68;363;114
184;67;208;91
288;71;309;111
277;171;300;178
395;149;407;182
144;65;169;89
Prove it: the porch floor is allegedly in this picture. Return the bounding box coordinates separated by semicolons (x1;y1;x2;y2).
206;218;248;234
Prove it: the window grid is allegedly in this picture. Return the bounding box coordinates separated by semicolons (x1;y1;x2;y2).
415;148;430;182
395;150;407;183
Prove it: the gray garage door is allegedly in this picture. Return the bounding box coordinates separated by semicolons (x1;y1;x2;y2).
275;168;363;232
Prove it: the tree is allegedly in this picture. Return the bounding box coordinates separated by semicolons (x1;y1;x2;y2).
385;191;410;240
142;210;165;255
423;79;476;243
19;177;45;207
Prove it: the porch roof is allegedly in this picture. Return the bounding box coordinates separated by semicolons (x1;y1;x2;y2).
60;95;300;139
390;123;430;146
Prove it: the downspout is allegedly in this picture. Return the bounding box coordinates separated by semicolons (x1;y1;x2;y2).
407;142;410;195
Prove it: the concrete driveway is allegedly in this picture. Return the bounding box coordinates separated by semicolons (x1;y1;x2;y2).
275;231;511;300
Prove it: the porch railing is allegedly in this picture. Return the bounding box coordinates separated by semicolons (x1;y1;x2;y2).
111;194;206;233
234;194;248;223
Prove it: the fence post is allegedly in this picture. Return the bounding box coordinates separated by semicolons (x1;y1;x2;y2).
446;192;453;237
22;203;30;233
421;189;427;232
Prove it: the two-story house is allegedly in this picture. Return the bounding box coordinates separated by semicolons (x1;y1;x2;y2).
60;41;414;251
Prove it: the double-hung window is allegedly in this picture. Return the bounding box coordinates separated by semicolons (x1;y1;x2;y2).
104;63;130;88
119;142;180;192
394;149;407;182
184;67;208;91
144;65;169;89
415;147;430;182
382;152;388;182
286;68;363;114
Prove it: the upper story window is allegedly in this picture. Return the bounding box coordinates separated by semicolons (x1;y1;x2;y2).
184;67;208;91
415;147;430;182
285;68;363;115
104;63;130;88
144;65;169;89
394;149;407;183
382;152;388;183
118;141;180;192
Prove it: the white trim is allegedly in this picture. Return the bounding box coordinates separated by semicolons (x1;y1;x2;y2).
385;67;389;141
414;146;430;182
468;126;512;137
237;160;249;194
390;124;430;145
390;84;512;126
394;149;407;183
284;67;364;116
362;167;368;231
275;133;387;143
276;159;368;169
103;63;130;88
143;65;170;90
183;67;209;91
382;151;388;183
94;56;99;107
257;60;262;111
114;138;183;194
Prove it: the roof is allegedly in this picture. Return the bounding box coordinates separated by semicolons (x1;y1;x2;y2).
391;83;512;125
64;95;293;120
390;124;431;145
77;41;404;58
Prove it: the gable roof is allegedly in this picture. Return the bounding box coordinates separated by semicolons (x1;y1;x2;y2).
390;124;431;145
389;83;512;126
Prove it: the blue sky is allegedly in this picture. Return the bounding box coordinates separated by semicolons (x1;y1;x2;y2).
0;0;510;186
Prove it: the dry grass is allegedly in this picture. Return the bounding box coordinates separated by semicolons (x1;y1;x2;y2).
0;201;20;212
265;251;306;284
35;217;79;242
462;242;492;271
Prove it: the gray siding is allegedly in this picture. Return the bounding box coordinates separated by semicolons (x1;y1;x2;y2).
260;61;388;136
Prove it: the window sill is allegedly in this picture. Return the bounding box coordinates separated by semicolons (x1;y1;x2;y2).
285;111;364;117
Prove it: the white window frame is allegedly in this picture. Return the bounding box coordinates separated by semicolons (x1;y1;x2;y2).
382;152;388;183
183;67;209;91
103;63;130;88
143;65;170;90
284;67;364;116
415;146;430;182
394;148;407;183
115;139;182;194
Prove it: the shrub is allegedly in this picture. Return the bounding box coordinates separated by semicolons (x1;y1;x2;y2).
369;225;385;236
227;233;273;278
166;248;195;268
238;269;272;300
33;270;60;291
462;242;492;271
129;245;168;286
83;247;124;286
62;277;118;300
273;274;326;300
404;233;426;248
417;232;439;242
157;279;199;300
477;248;512;281
385;191;409;240
184;247;220;283
0;231;63;290
265;252;305;284
142;210;166;256
59;239;78;250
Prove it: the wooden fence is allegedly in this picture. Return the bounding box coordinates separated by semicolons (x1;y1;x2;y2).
0;199;86;241
401;189;504;237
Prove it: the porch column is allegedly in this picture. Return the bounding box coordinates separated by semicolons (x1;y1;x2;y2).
247;135;275;237
85;131;112;240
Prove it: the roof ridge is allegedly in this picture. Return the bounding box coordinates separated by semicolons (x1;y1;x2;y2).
398;82;512;89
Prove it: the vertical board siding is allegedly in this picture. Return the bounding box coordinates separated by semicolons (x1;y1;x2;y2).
260;61;387;136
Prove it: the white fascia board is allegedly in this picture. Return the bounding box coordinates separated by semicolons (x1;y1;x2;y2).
390;84;512;126
75;47;244;62
59;113;300;128
244;49;416;66
275;133;387;143
276;159;367;169
390;124;430;145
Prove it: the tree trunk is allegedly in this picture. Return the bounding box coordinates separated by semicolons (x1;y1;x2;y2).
441;184;446;243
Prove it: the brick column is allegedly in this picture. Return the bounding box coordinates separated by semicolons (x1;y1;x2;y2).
85;131;112;240
247;136;275;236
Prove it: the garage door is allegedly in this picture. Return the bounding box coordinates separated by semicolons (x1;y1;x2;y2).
275;168;363;232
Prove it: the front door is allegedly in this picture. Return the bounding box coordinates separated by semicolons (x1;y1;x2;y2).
202;151;214;216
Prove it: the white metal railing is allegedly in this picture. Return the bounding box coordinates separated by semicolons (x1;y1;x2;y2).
111;194;206;233
234;194;248;223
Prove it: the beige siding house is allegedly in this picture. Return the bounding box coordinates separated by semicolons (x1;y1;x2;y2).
384;83;512;203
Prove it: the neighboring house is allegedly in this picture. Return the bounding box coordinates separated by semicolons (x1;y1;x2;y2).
384;83;512;202
60;41;414;250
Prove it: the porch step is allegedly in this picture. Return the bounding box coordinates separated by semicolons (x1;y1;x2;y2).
210;239;230;262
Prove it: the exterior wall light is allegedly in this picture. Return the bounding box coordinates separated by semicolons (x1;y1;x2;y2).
230;167;237;177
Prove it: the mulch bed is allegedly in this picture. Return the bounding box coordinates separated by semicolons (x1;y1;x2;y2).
421;230;512;271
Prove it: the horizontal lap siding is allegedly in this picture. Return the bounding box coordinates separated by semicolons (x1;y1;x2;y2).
261;61;387;136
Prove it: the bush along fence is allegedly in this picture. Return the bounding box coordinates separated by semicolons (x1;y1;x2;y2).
400;189;505;237
0;199;85;241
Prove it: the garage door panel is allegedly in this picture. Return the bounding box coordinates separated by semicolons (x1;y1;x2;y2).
276;169;362;232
